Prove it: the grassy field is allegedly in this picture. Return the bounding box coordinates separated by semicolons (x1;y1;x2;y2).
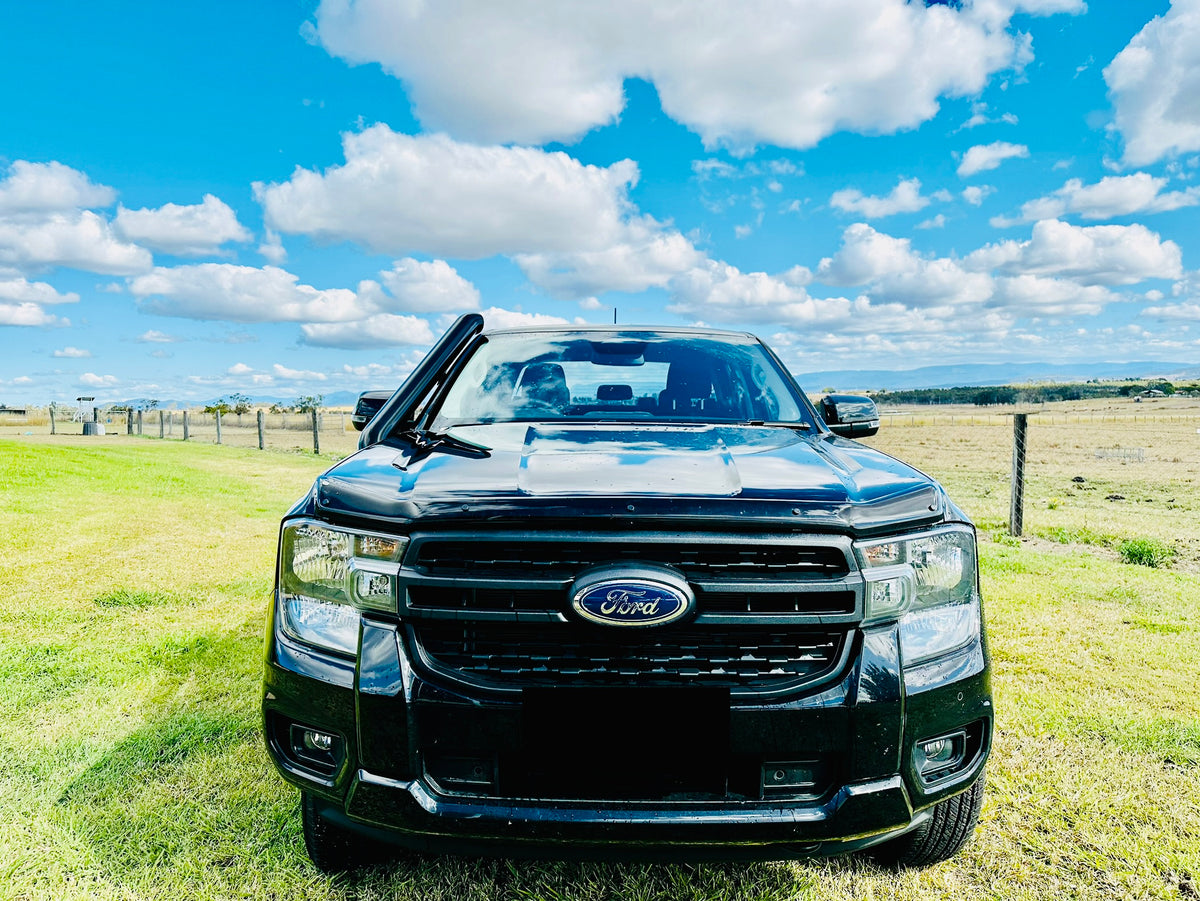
1;421;1197;901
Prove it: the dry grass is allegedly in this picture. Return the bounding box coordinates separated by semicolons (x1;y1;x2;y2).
866;397;1200;568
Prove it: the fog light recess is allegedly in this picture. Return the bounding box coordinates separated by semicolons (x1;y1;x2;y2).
761;761;819;797
914;730;967;783
288;724;343;775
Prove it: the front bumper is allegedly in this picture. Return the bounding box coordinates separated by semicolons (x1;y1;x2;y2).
263;601;992;859
313;770;932;860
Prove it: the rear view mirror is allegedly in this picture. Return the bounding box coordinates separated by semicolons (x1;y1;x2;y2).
819;394;880;438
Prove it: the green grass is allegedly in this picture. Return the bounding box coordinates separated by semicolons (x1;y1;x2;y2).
1;435;1198;901
1119;538;1177;568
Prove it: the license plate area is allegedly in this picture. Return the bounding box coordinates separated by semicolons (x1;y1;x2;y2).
514;687;731;800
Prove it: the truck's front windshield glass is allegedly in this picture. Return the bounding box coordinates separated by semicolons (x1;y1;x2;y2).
429;331;811;429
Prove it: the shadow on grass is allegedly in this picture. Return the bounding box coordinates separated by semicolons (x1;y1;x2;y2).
49;614;894;900
330;853;824;901
51;615;304;884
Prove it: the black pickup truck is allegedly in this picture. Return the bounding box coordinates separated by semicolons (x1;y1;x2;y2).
263;314;991;870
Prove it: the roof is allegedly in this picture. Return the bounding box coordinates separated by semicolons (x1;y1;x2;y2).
482;324;758;340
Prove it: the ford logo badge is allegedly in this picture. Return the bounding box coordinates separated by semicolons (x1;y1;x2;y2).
570;565;694;628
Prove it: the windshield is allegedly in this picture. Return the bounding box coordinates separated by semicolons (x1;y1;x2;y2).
429;331;813;430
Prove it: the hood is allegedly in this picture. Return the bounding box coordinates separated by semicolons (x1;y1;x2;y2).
314;423;947;534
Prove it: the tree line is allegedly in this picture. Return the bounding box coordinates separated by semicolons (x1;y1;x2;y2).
864;379;1196;407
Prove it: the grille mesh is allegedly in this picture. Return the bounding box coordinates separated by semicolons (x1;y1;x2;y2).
412;540;848;579
412;624;843;690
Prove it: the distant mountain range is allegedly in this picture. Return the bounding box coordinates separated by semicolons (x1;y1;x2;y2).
792;360;1200;393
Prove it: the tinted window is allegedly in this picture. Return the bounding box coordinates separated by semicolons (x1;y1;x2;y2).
430;332;810;428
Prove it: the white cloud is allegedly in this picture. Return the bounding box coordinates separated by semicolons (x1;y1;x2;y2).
227;362;255;375
341;360;414;381
1105;0;1200;166
129;263;385;322
479;307;572;330
53;346;92;358
816;224;921;286
960;101;1019;130
0;161;116;214
667;259;854;325
78;372;119;388
1144;302;1200;321
0;211;152;275
964;219;1183;286
515;224;703;299
989;276;1114;316
830;178;931;218
379;258;480;312
307;0;1081;150
259;229;287;264
0;302;66;327
256;126;639;259
300;314;436;349
915;214;947;230
798;221;1132;326
114;194;251;256
957;141;1029;176
1008;173;1200;222
817;224;992;309
0;277;79;305
137;329;184;343
962;185;995;206
272;364;328;382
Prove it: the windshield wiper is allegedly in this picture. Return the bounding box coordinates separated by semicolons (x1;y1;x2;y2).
746;420;811;431
393;428;491;470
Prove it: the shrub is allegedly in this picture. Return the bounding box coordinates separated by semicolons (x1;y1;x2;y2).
1118;538;1175;568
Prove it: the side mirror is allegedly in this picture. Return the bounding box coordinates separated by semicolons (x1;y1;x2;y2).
820;394;880;438
351;390;391;432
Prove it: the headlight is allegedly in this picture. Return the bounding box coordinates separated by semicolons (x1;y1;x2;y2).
855;525;980;666
278;521;406;656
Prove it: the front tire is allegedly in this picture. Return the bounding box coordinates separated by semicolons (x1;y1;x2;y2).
301;792;391;873
870;775;985;867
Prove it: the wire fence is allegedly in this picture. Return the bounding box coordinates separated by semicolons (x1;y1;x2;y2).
866;405;1200;561
2;408;363;456
4;401;1200;555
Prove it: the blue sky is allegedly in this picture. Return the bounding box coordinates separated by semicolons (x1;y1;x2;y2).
1;0;1198;406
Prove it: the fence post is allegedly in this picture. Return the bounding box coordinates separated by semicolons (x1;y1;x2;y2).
49;407;56;434
126;410;133;435
1009;413;1028;536
137;409;143;436
182;410;190;441
312;409;320;455
158;410;165;438
216;410;223;445
257;410;265;450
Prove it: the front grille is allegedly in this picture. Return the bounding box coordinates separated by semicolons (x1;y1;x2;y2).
411;624;845;692
409;586;556;612
412;540;849;580
408;585;856;616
